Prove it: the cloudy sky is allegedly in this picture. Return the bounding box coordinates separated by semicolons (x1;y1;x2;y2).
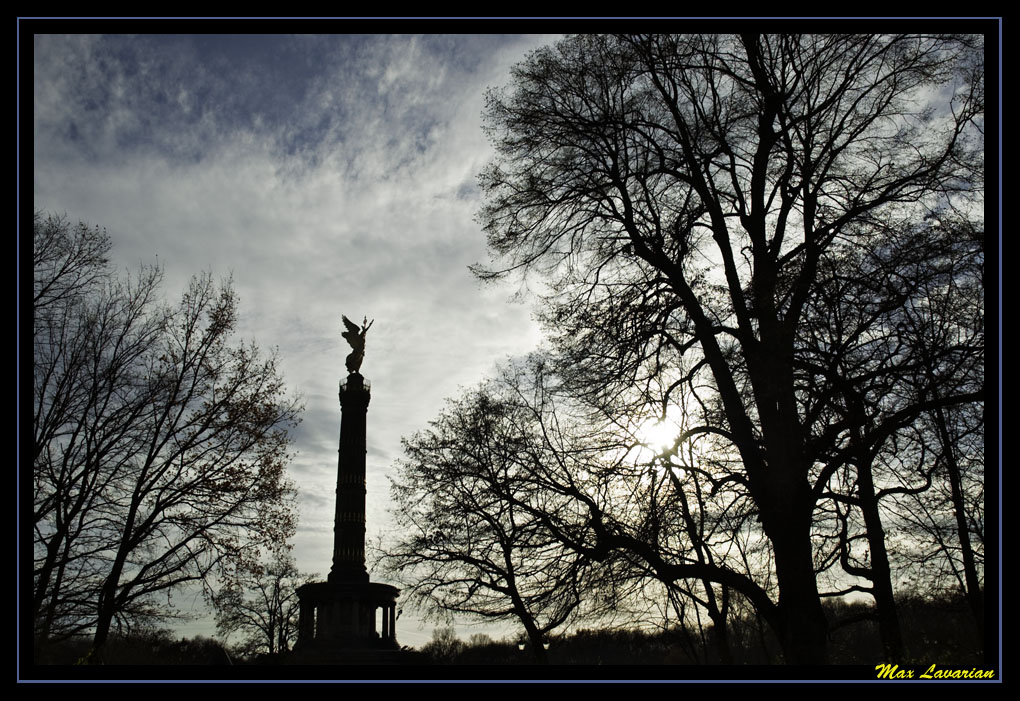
31;31;562;646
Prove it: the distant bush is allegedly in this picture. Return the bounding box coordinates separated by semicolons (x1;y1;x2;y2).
413;592;983;666
420;627;466;663
35;630;233;665
821;593;983;665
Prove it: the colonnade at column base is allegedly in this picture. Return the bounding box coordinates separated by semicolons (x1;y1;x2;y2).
293;579;402;664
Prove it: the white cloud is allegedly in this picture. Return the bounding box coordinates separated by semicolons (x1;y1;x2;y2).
33;32;555;644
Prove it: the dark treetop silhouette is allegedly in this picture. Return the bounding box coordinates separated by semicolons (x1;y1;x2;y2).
341;315;374;374
469;33;984;666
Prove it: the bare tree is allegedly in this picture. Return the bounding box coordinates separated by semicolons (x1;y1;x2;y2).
798;209;985;659
32;213;302;659
211;549;313;656
379;376;605;663
33;213;168;644
33;212;113;314
475;33;984;663
420;627;465;664
893;403;984;625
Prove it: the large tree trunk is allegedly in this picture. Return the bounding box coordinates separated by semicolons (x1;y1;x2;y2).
856;457;906;659
763;478;829;665
839;386;906;660
91;496;139;660
511;598;549;664
773;537;829;665
92;575;122;658
704;583;733;664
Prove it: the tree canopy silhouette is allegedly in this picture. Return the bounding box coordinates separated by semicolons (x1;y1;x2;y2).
465;33;985;664
379;369;619;663
32;212;302;660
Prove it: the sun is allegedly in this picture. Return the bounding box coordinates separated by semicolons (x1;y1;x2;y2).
636;416;678;454
633;401;688;456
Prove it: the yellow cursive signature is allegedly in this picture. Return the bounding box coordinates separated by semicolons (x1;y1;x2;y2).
875;663;996;680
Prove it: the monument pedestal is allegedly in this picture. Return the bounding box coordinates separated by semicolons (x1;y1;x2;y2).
294;580;399;651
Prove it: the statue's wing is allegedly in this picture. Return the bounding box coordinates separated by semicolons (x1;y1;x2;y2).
342;315;360;335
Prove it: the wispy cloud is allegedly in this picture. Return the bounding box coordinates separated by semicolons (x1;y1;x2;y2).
33;35;554;643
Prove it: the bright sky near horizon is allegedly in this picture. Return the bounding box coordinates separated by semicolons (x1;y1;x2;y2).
31;31;560;648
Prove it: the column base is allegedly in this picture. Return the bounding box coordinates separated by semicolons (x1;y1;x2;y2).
295;579;400;651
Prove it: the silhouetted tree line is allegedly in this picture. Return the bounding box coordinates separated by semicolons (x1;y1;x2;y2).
418;593;983;667
32;591;981;667
379;32;989;666
36;629;233;666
